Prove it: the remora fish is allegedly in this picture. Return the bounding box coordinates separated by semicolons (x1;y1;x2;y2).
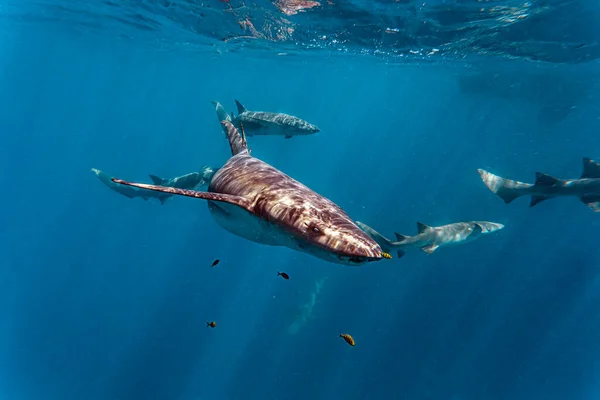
211;99;319;139
478;157;600;211
111;121;389;265
356;220;504;258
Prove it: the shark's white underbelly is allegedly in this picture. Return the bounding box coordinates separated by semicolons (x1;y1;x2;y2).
207;200;296;248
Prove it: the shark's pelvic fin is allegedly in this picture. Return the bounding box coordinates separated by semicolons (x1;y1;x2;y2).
111;178;253;211
416;222;431;234
421;244;438;254
580;195;600;212
581;158;600;179
235;99;247;114
530;195;550;207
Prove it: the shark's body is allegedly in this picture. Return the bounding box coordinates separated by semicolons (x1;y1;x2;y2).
111;120;387;266
356;220;504;258
92;167;215;205
478;158;600;211
212;99;319;139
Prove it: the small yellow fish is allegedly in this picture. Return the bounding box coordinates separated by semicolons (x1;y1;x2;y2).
339;333;355;346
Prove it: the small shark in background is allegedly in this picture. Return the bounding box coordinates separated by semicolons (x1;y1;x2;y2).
211;99;320;139
478;157;600;212
91;166;217;205
356;220;504;258
148;165;217;191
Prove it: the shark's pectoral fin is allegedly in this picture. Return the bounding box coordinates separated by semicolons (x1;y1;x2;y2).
581;158;600;179
580;196;600;212
284;135;292;139
530;195;550;207
159;196;169;205
111;178;252;211
421;244;438;254
397;250;406;258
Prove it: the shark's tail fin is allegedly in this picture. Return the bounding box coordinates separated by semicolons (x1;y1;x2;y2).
212;100;232;123
477;169;532;204
355;221;396;254
221;120;248;156
149;174;165;185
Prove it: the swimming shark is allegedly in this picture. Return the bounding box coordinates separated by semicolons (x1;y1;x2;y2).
356;220;504;258
211;99;320;139
149;165;217;191
111;120;389;265
91;167;216;205
478;158;600;211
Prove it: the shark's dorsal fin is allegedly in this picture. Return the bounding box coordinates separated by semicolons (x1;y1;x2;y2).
421;244;438;254
394;232;408;242
530;195;550;207
221;121;249;156
235;99;247;114
148;174;164;185
535;172;559;186
416;222;431;234
581;158;600;179
111;178;253;211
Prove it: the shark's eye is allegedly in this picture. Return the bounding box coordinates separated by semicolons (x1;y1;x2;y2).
306;222;324;235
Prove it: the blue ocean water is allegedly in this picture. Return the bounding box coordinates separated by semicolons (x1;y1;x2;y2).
2;1;600;399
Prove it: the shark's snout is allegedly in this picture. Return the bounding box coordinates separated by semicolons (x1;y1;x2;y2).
332;233;386;265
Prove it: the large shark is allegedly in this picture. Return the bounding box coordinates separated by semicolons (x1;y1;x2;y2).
356;220;504;258
478;158;600;211
111;120;389;265
211;99;320;139
91;167;216;205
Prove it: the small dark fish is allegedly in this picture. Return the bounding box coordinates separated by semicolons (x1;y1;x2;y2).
277;272;289;280
211;259;220;267
339;333;355;346
207;321;217;328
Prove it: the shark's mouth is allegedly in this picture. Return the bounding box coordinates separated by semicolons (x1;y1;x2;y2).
339;255;383;264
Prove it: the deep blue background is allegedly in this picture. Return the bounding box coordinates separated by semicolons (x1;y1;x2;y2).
2;16;600;400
